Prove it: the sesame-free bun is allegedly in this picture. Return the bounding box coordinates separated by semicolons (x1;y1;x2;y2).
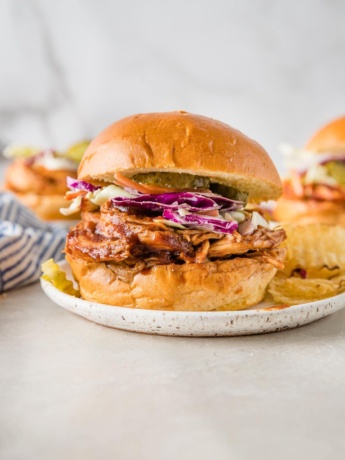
305;116;345;153
78;111;282;202
273;197;345;227
4;160;77;221
66;253;277;311
8;191;72;221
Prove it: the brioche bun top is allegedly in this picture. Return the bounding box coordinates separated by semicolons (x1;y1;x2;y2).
305;116;345;153
78;111;282;201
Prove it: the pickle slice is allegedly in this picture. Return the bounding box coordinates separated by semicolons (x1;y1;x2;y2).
210;183;248;203
132;172;248;202
64;140;90;163
325;161;345;185
133;172;210;189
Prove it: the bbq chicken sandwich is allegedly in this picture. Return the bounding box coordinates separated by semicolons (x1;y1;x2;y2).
274;116;345;226
4;142;89;220
63;111;286;311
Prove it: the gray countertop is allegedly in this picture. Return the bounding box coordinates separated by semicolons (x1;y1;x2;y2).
1;282;345;460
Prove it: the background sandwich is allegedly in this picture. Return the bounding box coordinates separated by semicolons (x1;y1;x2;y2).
4;141;89;220
274;116;345;226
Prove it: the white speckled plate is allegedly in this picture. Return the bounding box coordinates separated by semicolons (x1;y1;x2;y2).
41;260;345;336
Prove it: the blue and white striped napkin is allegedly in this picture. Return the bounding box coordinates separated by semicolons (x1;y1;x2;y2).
0;193;67;292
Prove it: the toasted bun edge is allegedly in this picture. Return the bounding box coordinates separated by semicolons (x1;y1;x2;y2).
305;116;345;153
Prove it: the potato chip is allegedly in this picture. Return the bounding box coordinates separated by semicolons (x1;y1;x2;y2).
268;275;345;305
279;223;345;276
268;223;345;304
302;266;342;279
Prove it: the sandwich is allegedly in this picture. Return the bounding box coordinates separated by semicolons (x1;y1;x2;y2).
3;141;89;221
273;116;345;225
63;111;286;311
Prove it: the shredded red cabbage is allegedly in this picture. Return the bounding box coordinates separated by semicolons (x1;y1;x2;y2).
162;209;238;234
111;191;244;234
200;192;244;211
112;192;243;212
111;192;227;213
66;177;245;234
67;177;101;192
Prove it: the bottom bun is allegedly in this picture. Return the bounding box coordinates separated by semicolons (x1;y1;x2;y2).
273;197;345;226
66;254;277;311
8;191;77;221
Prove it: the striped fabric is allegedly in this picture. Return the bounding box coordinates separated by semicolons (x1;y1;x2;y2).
0;193;66;292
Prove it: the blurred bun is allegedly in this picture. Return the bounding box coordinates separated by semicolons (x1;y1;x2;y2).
79;111;282;202
273;197;345;226
66;253;277;311
305;116;345;153
12;192;72;221
4;159;76;221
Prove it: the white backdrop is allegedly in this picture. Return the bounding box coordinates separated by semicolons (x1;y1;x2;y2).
0;0;344;172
